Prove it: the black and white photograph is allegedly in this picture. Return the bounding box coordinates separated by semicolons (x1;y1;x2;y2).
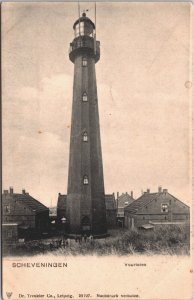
2;2;193;299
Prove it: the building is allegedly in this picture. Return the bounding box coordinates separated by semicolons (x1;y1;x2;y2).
49;206;58;230
2;187;49;238
57;194;67;220
117;192;134;227
56;194;68;230
49;206;57;217
65;12;107;235
57;193;116;228
105;194;117;227
56;194;67;230
124;187;190;230
2;223;18;245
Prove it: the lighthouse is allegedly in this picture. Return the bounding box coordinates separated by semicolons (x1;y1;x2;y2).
66;12;107;235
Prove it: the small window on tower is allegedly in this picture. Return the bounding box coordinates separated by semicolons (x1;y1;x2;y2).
83;132;88;142
82;92;88;102
161;204;168;213
83;175;89;185
82;58;87;66
4;205;10;213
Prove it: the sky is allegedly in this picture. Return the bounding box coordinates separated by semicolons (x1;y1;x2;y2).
2;2;192;207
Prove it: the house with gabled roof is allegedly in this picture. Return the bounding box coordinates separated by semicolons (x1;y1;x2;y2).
124;187;190;230
57;193;67;221
2;187;49;238
105;193;117;227
117;192;135;215
116;192;135;227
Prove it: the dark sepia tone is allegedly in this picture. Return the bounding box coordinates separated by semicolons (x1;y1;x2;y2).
2;2;192;300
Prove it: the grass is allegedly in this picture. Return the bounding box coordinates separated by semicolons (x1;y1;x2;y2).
4;224;190;256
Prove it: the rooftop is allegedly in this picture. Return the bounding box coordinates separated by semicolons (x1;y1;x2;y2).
124;188;189;214
105;194;116;210
117;192;134;207
57;194;67;210
3;188;48;213
73;12;95;30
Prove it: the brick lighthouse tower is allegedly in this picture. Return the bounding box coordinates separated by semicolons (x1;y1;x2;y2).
66;12;107;235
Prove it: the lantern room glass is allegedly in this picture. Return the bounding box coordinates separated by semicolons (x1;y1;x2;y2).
75;21;94;37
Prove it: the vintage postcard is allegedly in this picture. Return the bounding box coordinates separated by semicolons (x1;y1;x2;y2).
1;1;193;300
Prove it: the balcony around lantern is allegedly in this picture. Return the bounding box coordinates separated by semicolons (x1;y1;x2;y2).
69;36;100;63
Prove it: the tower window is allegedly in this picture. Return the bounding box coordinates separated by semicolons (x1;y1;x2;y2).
83;132;88;142
82;58;87;66
83;175;89;185
4;205;10;213
161;204;168;213
82;92;88;102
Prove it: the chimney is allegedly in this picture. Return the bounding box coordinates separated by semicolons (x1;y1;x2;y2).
58;192;61;196
117;192;119;199
22;189;26;195
147;189;150;193
9;187;13;194
131;191;133;198
158;186;162;193
163;188;168;193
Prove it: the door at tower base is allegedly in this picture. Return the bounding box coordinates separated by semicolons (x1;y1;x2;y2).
66;193;107;235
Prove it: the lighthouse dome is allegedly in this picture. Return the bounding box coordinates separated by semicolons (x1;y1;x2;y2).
73;12;95;38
